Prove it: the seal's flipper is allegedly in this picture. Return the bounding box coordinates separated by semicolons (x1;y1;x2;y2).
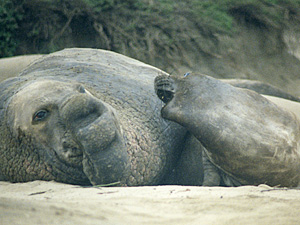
202;152;221;186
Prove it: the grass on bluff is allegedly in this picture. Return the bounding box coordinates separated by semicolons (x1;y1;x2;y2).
1;0;300;66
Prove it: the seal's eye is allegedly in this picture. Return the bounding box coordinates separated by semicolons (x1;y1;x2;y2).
33;110;49;122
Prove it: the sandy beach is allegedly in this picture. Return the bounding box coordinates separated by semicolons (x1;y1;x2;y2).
1;181;300;225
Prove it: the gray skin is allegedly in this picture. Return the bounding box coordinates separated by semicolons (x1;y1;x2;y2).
1;49;299;187
0;48;187;186
155;73;300;187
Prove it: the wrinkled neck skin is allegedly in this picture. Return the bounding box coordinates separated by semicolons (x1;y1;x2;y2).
0;103;90;184
159;74;300;187
1;126;91;185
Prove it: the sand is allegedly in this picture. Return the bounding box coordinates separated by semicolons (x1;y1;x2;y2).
1;181;300;225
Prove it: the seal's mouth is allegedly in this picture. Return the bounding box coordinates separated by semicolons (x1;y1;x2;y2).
61;142;83;166
154;75;175;104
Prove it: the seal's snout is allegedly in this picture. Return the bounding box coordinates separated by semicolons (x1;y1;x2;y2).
61;93;106;130
154;75;175;104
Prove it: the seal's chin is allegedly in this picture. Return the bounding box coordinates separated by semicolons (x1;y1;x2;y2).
154;75;175;104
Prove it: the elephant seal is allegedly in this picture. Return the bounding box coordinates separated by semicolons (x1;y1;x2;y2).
261;95;300;121
222;79;300;103
0;48;187;186
155;73;300;187
0;55;43;82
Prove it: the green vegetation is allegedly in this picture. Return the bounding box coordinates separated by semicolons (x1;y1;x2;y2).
1;0;300;62
0;0;22;57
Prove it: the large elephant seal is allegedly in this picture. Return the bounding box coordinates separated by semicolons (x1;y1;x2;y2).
0;48;187;186
155;73;300;187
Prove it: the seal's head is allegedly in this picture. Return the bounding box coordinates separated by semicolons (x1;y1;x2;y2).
1;78;129;185
155;73;300;187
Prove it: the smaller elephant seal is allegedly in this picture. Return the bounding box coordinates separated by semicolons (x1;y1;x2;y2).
0;55;43;82
155;73;300;187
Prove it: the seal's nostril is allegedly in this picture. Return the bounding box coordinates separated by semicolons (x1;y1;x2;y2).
156;90;174;103
154;75;175;104
61;93;108;130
